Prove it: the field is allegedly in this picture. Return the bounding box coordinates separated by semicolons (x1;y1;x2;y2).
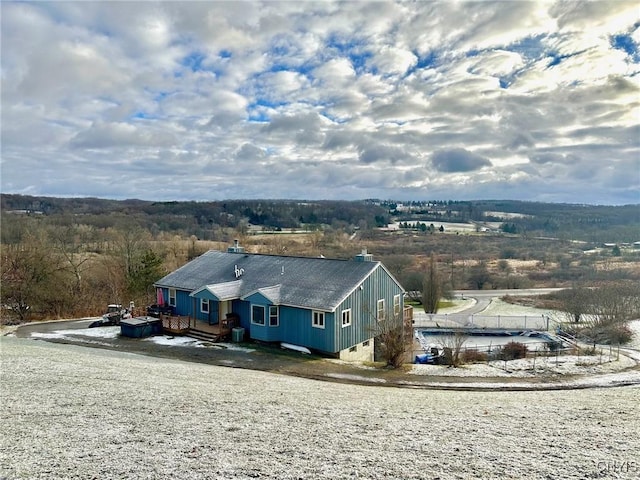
2;337;639;479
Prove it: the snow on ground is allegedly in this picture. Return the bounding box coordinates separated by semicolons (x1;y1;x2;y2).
31;326;121;340
410;353;637;378
325;373;387;383
477;298;559;317
145;336;256;352
26;325;256;352
628;320;640;350
2;337;639;480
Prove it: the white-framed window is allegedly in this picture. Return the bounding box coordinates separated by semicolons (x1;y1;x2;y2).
269;306;279;327
341;309;351;328
377;299;385;322
312;311;325;329
251;305;265;326
169;288;176;307
393;294;401;316
201;298;209;313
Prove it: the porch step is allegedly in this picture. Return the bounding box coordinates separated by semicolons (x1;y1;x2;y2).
187;329;222;343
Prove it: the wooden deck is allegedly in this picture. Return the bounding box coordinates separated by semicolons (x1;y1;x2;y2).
160;314;240;340
161;315;190;334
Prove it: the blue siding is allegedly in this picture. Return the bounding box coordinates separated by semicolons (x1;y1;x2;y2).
334;265;404;352
159;262;403;355
173;289;195;317
234;300;251;331
277;306;335;352
243;304;336;351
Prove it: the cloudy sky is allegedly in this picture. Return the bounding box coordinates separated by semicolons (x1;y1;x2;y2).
1;1;639;204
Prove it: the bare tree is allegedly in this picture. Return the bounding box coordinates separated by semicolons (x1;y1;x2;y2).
468;260;491;289
555;286;592;323
422;253;442;313
440;329;468;367
370;311;409;368
0;231;65;322
556;282;640;344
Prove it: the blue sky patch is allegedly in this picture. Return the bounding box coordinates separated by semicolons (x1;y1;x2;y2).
611;34;640;62
325;34;372;74
505;34;549;61
181;51;207;72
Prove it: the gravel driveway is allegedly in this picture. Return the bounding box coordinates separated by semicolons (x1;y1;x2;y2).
1;337;639;479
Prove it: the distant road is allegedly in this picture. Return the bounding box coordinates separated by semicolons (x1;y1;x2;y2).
452;288;563;298
451;288;563;315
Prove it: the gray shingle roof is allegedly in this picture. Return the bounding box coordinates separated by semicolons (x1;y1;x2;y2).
155;250;383;311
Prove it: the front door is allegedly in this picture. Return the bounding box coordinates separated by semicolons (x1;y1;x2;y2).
220;300;231;322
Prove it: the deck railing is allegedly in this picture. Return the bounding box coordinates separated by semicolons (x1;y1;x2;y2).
161;315;191;333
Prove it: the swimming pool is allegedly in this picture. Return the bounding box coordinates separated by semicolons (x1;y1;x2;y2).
416;328;563;353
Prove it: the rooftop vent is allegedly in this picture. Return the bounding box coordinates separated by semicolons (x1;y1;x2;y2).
354;248;373;262
228;239;245;253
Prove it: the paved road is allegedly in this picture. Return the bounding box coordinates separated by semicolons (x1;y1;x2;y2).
450;287;562;315
413;288;562;328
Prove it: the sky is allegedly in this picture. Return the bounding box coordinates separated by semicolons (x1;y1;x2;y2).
1;1;639;205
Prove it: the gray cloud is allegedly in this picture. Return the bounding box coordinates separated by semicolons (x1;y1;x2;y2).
431;148;492;172
1;1;638;204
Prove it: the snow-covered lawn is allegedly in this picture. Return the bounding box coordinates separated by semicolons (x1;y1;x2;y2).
477;297;559;317
410;352;637;378
1;337;639;480
628;320;640;349
30;325;121;340
27;325;257;352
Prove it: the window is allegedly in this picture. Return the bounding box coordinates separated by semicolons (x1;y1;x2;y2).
251;305;265;325
377;299;385;322
201;298;209;313
312;311;325;329
269;306;279;327
394;294;401;316
169;288;176;307
363;340;370;347
341;309;351;327
349;345;357;353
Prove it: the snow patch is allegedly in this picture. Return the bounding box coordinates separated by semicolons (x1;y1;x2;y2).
326;373;387;383
144;336;255;352
30;326;120;340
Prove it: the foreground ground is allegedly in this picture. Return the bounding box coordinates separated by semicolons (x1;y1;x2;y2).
1;337;639;479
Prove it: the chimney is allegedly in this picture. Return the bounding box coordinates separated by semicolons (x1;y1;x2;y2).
227;239;245;253
354;248;373;262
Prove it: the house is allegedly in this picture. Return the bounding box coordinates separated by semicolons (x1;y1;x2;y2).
153;242;408;362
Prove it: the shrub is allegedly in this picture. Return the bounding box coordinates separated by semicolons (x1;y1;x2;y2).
462;349;488;363
499;341;528;360
583;323;634;345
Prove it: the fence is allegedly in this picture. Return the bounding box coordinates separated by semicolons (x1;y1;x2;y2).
413;312;552;331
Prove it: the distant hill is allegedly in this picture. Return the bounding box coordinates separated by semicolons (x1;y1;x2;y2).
1;194;638;243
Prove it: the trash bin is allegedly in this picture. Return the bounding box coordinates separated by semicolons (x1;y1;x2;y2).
232;327;245;343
